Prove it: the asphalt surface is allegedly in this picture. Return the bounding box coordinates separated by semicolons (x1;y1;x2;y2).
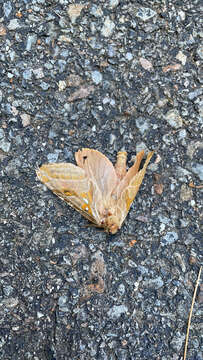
0;1;202;359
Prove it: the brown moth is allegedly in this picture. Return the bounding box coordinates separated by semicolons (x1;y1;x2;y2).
36;148;154;234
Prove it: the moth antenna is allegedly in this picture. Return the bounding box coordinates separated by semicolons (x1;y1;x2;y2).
115;151;127;180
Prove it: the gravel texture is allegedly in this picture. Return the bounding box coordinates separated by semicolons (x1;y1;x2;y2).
0;0;202;359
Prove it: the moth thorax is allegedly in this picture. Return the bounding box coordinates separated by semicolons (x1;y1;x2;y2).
115;151;127;180
106;215;120;234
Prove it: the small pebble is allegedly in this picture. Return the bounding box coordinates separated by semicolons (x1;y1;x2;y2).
108;305;128;319
40;82;50;90
7;19;21;30
3;1;12;17
91;71;103;84
26;34;37;51
191;163;203;181
101;17;115;37
161;231;178;246
165;109;183;129
20;113;31;127
136;7;157;21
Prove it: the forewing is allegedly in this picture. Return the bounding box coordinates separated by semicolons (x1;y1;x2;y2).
115;151;154;227
36;163;99;225
75;148;118;196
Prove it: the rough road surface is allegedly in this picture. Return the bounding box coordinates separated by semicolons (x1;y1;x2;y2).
0;1;202;359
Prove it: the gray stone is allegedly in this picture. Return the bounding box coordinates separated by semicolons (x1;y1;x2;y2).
37;312;44;319
0;139;11;153
136;142;148;154
191;163;203;181
3;1;12;17
126;52;133;61
58;295;68;307
23;69;32;81
187;141;203;159
136;7;157;21
135;117;150;134
26;34;37;51
48;129;57;139
158;215;171;225
177;129;187;140
40;82;50;90
109;0;120;8
175;166;191;182
67;4;85;24
90;5;103;17
33;68;44;79
143;276;164;289
108;45;116;57
117;284;126;296
108;305;128;319
197;45;203;60
161;231;178;246
170;332;185;351
1;298;19;308
47;151;61;163
101;17;115;37
2;285;14;296
8;19;21;30
188;88;203;100
165;109;183;129
0;129;5;139
91;70;103;84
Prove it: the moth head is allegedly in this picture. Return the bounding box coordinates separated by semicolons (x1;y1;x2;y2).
106;215;120;234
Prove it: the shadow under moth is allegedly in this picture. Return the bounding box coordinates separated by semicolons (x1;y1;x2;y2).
36;148;154;234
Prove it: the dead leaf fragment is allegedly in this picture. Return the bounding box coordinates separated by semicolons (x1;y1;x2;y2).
154;183;164;195
0;25;6;36
153;173;164;195
68;85;95;102
162;64;182;72
80;253;106;299
70;245;87;265
154;173;161;182
67;4;85;24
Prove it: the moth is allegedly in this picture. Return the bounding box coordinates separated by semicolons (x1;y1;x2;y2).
36;148;154;234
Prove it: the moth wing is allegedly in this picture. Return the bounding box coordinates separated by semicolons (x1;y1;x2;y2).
36;163;99;225
75;148;118;196
115;150;145;199
116;151;154;227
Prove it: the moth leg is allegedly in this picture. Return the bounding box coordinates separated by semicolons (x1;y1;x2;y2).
115;151;127;180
